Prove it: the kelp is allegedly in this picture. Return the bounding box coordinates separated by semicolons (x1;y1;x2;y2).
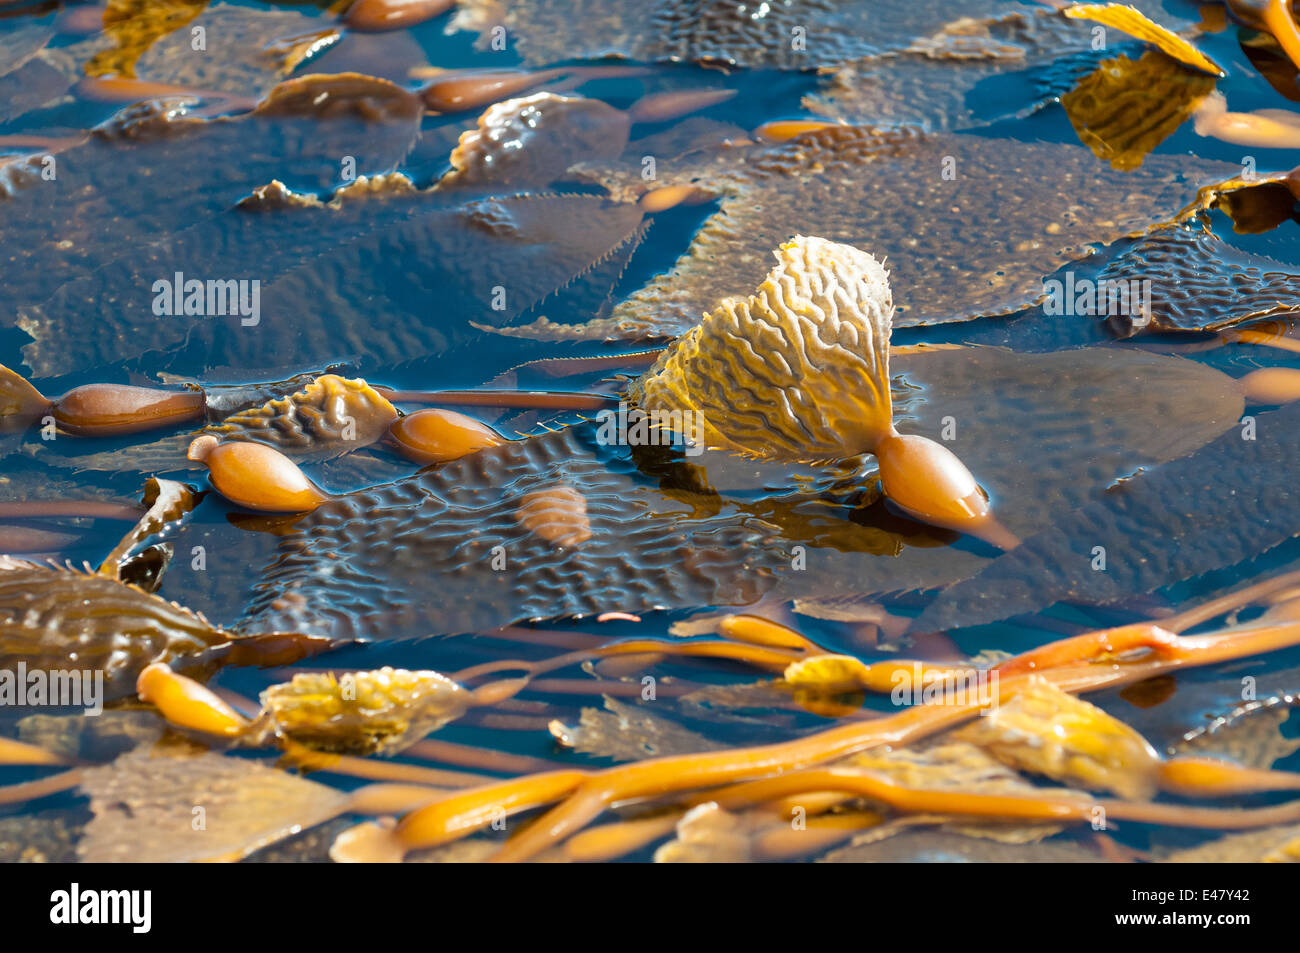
229;341;1244;642
806;10;1099;132
449;0;1012;69
82;2;340;96
18;177;645;378
915;402;1300;632
1098;225;1300;337
550;696;725;761
240;667;471;755
3;74;423;365
570;125;1239;340
78;749;351;862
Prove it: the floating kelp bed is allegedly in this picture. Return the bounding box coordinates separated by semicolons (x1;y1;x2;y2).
2;0;1300;867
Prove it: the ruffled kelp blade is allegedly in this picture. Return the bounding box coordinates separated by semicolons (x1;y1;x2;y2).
630;236;895;462
228;343;1243;642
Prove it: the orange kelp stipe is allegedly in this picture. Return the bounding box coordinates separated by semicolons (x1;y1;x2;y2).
136;663;250;738
346;615;1300;862
1263;0;1300;71
873;431;1020;550
187;436;331;513
344;0;455;32
386;408;504;465
54;383;205;436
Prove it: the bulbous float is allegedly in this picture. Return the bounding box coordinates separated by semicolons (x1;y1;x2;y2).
136;662;249;738
344;0;455;32
187;435;331;513
54;383;206;436
386;408;504;464
1;365;206;436
630;236;1017;548
1238;366;1300;404
421;69;565;113
873;431;1020;550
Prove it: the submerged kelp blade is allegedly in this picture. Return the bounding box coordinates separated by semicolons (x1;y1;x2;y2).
83;1;340;95
239;422;791;641
807;10;1097;132
236;345;1243;641
551;696;724;761
449;0;1013;68
1098;226;1300;336
916;402;1300;632
0;564;231;699
78;749;348;862
20;183;644;377
580;126;1238;339
1061;50;1216;170
3;75;421;344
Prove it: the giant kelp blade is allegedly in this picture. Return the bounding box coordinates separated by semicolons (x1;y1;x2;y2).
450;0;1017;69
579;126;1239;339
914;403;1300;633
0;564;232;699
1099;226;1300;336
19;178;642;378
3;75;421;339
78;749;348;862
80;1;340;96
807;10;1099;132
235;346;1243;642
1060;50;1216;170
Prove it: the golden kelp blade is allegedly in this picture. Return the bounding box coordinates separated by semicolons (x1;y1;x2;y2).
1064;3;1226;75
204;374;398;460
255;668;471;756
1062;51;1216;169
78;750;349;862
953;676;1162;800
630;236;894;462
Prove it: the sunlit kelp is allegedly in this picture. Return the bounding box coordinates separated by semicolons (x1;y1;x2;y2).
231;337;1246;642
915;402;1300;632
81;1;340;96
568;125;1239;340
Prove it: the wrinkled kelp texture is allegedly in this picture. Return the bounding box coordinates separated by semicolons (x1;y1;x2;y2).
235;345;1243;641
569;125;1239;340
